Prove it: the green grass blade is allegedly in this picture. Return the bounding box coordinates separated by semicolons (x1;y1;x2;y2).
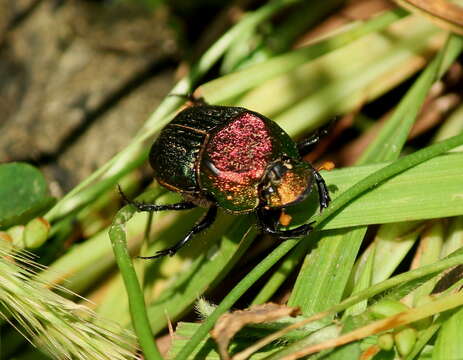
287;228;363;314
199;8;408;104
358;34;463;164
343;244;376;316
261;16;443;134
411;221;445;305
370;222;422;284
318;152;463;228
108;192;162;360
250;233;320;305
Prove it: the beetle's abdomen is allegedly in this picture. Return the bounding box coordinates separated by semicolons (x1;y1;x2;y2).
150;125;204;193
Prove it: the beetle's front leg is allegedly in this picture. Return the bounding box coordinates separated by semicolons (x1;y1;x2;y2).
138;205;218;259
297;121;334;156
118;185;197;212
311;168;330;211
257;208;313;240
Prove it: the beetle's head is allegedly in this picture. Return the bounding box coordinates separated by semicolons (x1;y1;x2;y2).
259;157;313;209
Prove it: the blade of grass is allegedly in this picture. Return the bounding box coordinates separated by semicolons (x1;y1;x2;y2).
199;8;408;103
441;216;463;257
410;221;445;306
392;0;463;35
316;152;463;228
108;192;162;360
358;34;463;163
343;244;376;316
174;131;463;360
370;222;423;284
250;232;321;305
287;228;363;314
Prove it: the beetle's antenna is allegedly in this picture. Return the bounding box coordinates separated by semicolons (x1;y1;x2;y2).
167;93;207;106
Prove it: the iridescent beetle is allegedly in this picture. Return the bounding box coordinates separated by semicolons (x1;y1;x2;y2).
121;98;330;259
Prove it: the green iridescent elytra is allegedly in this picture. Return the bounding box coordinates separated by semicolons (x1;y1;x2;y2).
150;105;313;213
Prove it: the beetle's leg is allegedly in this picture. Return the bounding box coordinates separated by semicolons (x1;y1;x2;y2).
297;122;332;156
257;208;314;240
138;205;218;259
311;168;331;211
118;185;197;212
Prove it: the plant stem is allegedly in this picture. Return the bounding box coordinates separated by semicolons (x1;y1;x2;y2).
109;199;162;360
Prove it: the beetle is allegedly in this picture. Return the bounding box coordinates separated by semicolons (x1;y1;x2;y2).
120;98;330;259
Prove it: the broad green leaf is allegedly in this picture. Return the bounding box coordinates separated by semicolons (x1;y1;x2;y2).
315;153;463;229
287;228;363;315
0;163;54;230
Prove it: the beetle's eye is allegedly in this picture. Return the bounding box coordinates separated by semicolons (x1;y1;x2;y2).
261;186;275;197
260;185;277;206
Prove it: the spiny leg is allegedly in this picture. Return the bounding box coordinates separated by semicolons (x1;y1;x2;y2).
312;168;330;210
118;185;196;212
297;122;332;156
138;205;218;259
257;208;314;240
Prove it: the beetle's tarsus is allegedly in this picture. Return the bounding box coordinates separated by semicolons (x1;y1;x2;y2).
312;168;331;211
138;205;218;260
137;248;175;260
257;209;314;239
297;121;334;156
117;185;197;212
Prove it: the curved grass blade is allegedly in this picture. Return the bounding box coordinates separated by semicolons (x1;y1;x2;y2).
108;189;163;360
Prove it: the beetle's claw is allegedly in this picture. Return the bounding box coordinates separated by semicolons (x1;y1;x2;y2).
277;223;314;239
262;221;315;240
117;184;129;202
137;248;176;260
117;185;147;211
118;185;137;206
319;196;331;212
